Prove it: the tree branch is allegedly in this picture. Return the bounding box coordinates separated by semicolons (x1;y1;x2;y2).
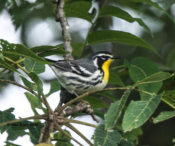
65;123;93;146
0;114;47;127
62;118;97;128
57;86;129;114
0;79;38;96
54;122;83;146
56;0;73;60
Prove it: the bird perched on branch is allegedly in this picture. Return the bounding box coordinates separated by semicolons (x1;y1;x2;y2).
46;51;119;106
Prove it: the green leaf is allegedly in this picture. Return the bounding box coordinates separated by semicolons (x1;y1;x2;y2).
28;72;43;97
24;58;45;74
0;0;6;12
20;76;37;91
123;127;143;142
0;39;47;64
122;93;163;132
65;1;95;22
153;111;175;124
0;57;17;72
162;90;175;109
136;72;172;85
31;45;66;57
100;6;152;36
5;141;20;146
94;124;121;146
25;92;43;114
166;49;175;70
28;122;43;144
8;1;35;28
109;71;125;86
72;43;84;59
87;30;156;54
46;80;60;97
54;130;73;146
6;125;27;141
128;57;162;100
0;108;15;133
131;0;175;24
105;89;132;130
85;96;107;109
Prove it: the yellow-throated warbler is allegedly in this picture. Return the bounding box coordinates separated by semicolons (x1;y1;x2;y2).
46;51;119;105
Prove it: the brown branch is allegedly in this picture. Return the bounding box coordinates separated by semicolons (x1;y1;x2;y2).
62;118;97;128
56;0;73;60
65;123;93;146
39;120;54;143
41;94;53;115
57;86;129;114
0;114;47;127
0;79;38;96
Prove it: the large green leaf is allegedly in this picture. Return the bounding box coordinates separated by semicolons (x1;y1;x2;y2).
0;39;47;63
128;57;162;100
100;6;152;35
24;58;45;74
136;72;172;85
65;1;95;22
105;89;132;130
87;30;156;53
153;111;175;124
94;124;121;146
162;90;175;109
122;93;163;132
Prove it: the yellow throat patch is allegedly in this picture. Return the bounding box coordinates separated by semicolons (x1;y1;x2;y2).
102;59;113;83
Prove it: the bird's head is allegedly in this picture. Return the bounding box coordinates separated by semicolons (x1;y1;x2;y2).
91;51;120;69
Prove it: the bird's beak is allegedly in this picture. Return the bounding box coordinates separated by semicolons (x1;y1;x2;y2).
111;55;121;60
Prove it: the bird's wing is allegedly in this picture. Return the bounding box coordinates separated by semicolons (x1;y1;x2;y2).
46;58;97;77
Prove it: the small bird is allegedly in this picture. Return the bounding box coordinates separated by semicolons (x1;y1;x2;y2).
46;51;119;105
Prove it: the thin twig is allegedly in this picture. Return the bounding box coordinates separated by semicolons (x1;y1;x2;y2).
4;56;29;75
65;123;93;146
62;117;97;128
56;0;73;60
0;79;38;96
57;86;129;114
54;122;83;146
42;94;53;115
0;114;46;127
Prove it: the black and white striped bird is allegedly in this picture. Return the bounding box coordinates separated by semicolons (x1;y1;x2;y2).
46;51;119;105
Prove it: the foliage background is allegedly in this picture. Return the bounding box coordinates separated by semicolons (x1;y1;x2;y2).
0;0;175;146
